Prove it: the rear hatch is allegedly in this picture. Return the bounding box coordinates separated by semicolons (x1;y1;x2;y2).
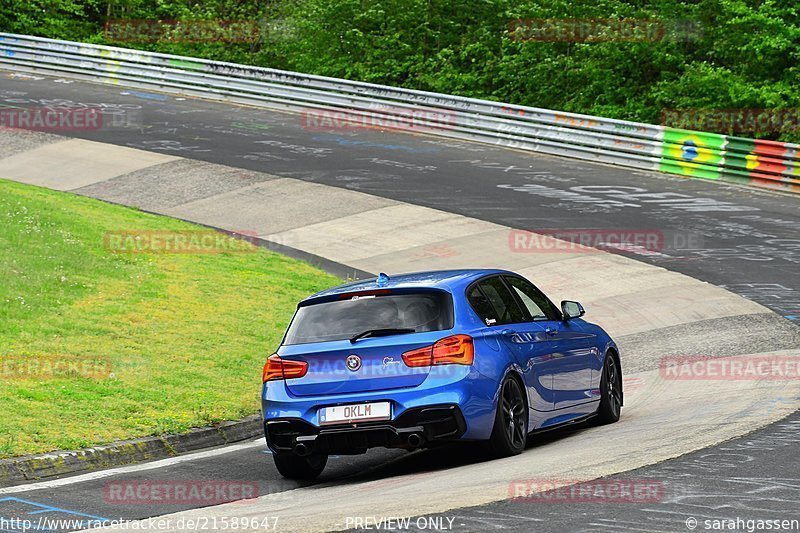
279;289;453;396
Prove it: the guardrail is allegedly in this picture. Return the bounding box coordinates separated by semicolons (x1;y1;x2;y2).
1;32;798;194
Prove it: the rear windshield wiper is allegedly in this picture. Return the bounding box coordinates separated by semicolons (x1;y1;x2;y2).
350;328;415;344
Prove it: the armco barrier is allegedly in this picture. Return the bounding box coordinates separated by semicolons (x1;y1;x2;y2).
1;33;798;194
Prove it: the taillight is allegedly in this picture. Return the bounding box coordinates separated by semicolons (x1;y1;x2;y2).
401;345;433;367
432;334;474;365
262;354;308;382
402;334;474;367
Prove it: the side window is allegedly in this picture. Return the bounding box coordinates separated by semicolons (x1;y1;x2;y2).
504;276;561;321
469;277;526;325
467;286;497;325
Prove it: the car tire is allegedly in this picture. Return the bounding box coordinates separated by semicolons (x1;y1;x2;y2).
595;352;622;425
487;375;528;457
272;452;328;480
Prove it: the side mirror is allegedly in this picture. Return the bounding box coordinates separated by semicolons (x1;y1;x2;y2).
561;300;585;320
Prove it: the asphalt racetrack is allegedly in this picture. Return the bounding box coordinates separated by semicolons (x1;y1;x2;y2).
0;71;799;532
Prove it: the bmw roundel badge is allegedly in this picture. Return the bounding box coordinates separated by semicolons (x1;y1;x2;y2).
346;354;362;372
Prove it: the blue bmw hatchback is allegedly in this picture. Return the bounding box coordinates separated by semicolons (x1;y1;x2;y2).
262;269;622;479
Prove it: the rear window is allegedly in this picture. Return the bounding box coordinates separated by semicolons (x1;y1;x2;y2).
283;292;454;345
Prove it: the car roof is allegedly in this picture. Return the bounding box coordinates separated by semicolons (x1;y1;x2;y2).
303;269;512;303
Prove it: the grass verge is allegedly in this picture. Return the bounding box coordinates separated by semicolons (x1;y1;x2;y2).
0;178;340;457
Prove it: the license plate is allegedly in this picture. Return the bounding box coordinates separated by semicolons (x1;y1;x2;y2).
319;402;391;425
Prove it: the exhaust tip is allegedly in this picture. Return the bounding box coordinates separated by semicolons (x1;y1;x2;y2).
407;433;423;448
294;442;310;456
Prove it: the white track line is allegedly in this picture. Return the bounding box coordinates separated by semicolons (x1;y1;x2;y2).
0;439;265;494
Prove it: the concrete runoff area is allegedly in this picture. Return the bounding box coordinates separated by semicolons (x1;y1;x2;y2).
0;138;178;190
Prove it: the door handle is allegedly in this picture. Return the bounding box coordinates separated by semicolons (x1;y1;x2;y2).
545;327;558;336
500;329;522;343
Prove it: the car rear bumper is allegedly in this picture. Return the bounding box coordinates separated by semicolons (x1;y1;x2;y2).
265;404;467;455
262;364;501;450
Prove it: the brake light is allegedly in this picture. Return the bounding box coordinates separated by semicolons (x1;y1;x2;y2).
337;289;391;300
402;335;474;367
432;334;474;365
262;354;308;382
401;345;433;367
